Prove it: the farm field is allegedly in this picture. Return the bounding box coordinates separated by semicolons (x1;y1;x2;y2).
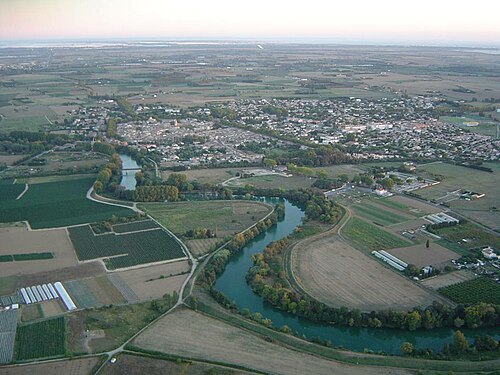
0;310;19;365
415;162;500;229
352;202;410;226
112;219;160;233
133;307;409;375
139;200;272;237
312;164;365;179
17;173;97;185
438;277;500;305
0;177;132;229
342;217;412;253
227;174;313;190
68;225;186;269
116;260;190;301
185;238;221;257
420;270;477;290
292;235;443;311
40;300;65;319
378;195;442;216
20;304;43;323
161;167;241;185
15;317;66;360
433;222;500;250
0;357;101;375
100;353;253;375
0;227;78;277
0;155;28;166
387;243;459;269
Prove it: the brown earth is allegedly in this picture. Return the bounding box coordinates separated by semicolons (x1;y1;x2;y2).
293;235;447;311
0;357;100;375
387;243;459;269
420;270;477;290
133;307;410;375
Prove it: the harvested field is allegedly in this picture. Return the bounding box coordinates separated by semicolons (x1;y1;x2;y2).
0;357;100;375
84;276;126;305
420;270;477;290
140;200;272;237
352;202;410;226
40;300;65;318
20;304;42;323
117;260;190;301
100;353;253;375
387;243;459;269
133;308;410;375
0;227;78;277
185;238;221;257
293;236;446;311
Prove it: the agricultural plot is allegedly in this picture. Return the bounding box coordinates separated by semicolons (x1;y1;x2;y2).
0;177;132;229
133;307;400;375
0;310;19;365
139;200;272;238
68;225;186;269
226;174;312;190
0;357;100;375
185;238;221;257
112;220;160;233
387;243;459;268
420;270;477;290
0;227;78;277
342;217;412;253
15;317;65;360
438;277;500;305
292;236;442;311
433;223;500;250
0;181;24;203
377;196;441;216
352;203;409;226
161;167;241;185
64;280;100;309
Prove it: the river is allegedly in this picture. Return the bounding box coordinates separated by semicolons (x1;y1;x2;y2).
119;153;141;190
215;199;499;355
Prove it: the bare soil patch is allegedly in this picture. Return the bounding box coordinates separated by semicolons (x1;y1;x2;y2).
116;260;190;301
420;270;477;290
133;308;410;375
387;243;459;269
0;226;78;277
40;299;65;318
0;357;100;375
185;238;221;257
17;262;105;288
293;235;445;311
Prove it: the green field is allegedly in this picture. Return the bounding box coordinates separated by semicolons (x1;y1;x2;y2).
433;223;500;250
68;225;185;269
439;277;500;305
139;200;272;237
0;180;24;202
15;317;66;360
0;177;132;228
112;219;160;233
342;217;412;252
352;203;408;226
227;175;313;190
0;252;53;262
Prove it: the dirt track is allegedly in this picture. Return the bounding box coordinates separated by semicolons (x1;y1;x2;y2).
293;235;445;311
133;308;410;375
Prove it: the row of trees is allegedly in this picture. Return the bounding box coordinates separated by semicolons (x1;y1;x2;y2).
93;151;122;194
132;185;179;202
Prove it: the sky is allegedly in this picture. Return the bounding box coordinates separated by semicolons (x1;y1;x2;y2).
1;0;499;46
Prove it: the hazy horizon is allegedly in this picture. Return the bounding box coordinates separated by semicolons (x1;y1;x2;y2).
1;0;499;47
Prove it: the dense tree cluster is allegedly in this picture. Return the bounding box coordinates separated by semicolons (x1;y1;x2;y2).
184;227;216;239
0;130;71;155
132;185;179;202
93;152;122;194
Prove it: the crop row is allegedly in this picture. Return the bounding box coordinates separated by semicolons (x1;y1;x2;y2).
112;219;160;233
0;252;54;262
343;217;410;251
439;277;500;305
15;317;66;360
68;225;185;269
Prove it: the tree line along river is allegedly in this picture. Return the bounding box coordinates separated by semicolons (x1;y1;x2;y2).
215;198;500;355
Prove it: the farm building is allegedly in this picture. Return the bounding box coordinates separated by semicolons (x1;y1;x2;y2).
372;250;407;271
425;212;459;225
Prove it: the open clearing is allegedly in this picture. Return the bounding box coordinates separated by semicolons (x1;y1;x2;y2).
100;353;253;375
292;235;444;311
0;177;132;229
162;167;241;185
387;243;459;269
133;307;410;375
0;226;78;277
379;195;441;216
185;238;221;257
0;357;100;375
420;270;477;290
139;200;272;237
116;260;190;301
227;174;312;190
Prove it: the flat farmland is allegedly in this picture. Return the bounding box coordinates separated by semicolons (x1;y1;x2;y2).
68;225;186;269
420;270;477;290
438;277;500;305
162;167;241;185
139;200;272;237
387;243;459;268
226;174;312;190
342;217;412;253
0;177;132;229
292;236;442;311
312;164;365;178
185;238;221;257
116;260;190;301
352;202;411;226
15;317;66;360
0;226;78;277
133;308;410;375
377;196;441;216
100;353;253;375
0;357;100;375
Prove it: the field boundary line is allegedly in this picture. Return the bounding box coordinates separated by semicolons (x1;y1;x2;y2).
15;184;29;200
